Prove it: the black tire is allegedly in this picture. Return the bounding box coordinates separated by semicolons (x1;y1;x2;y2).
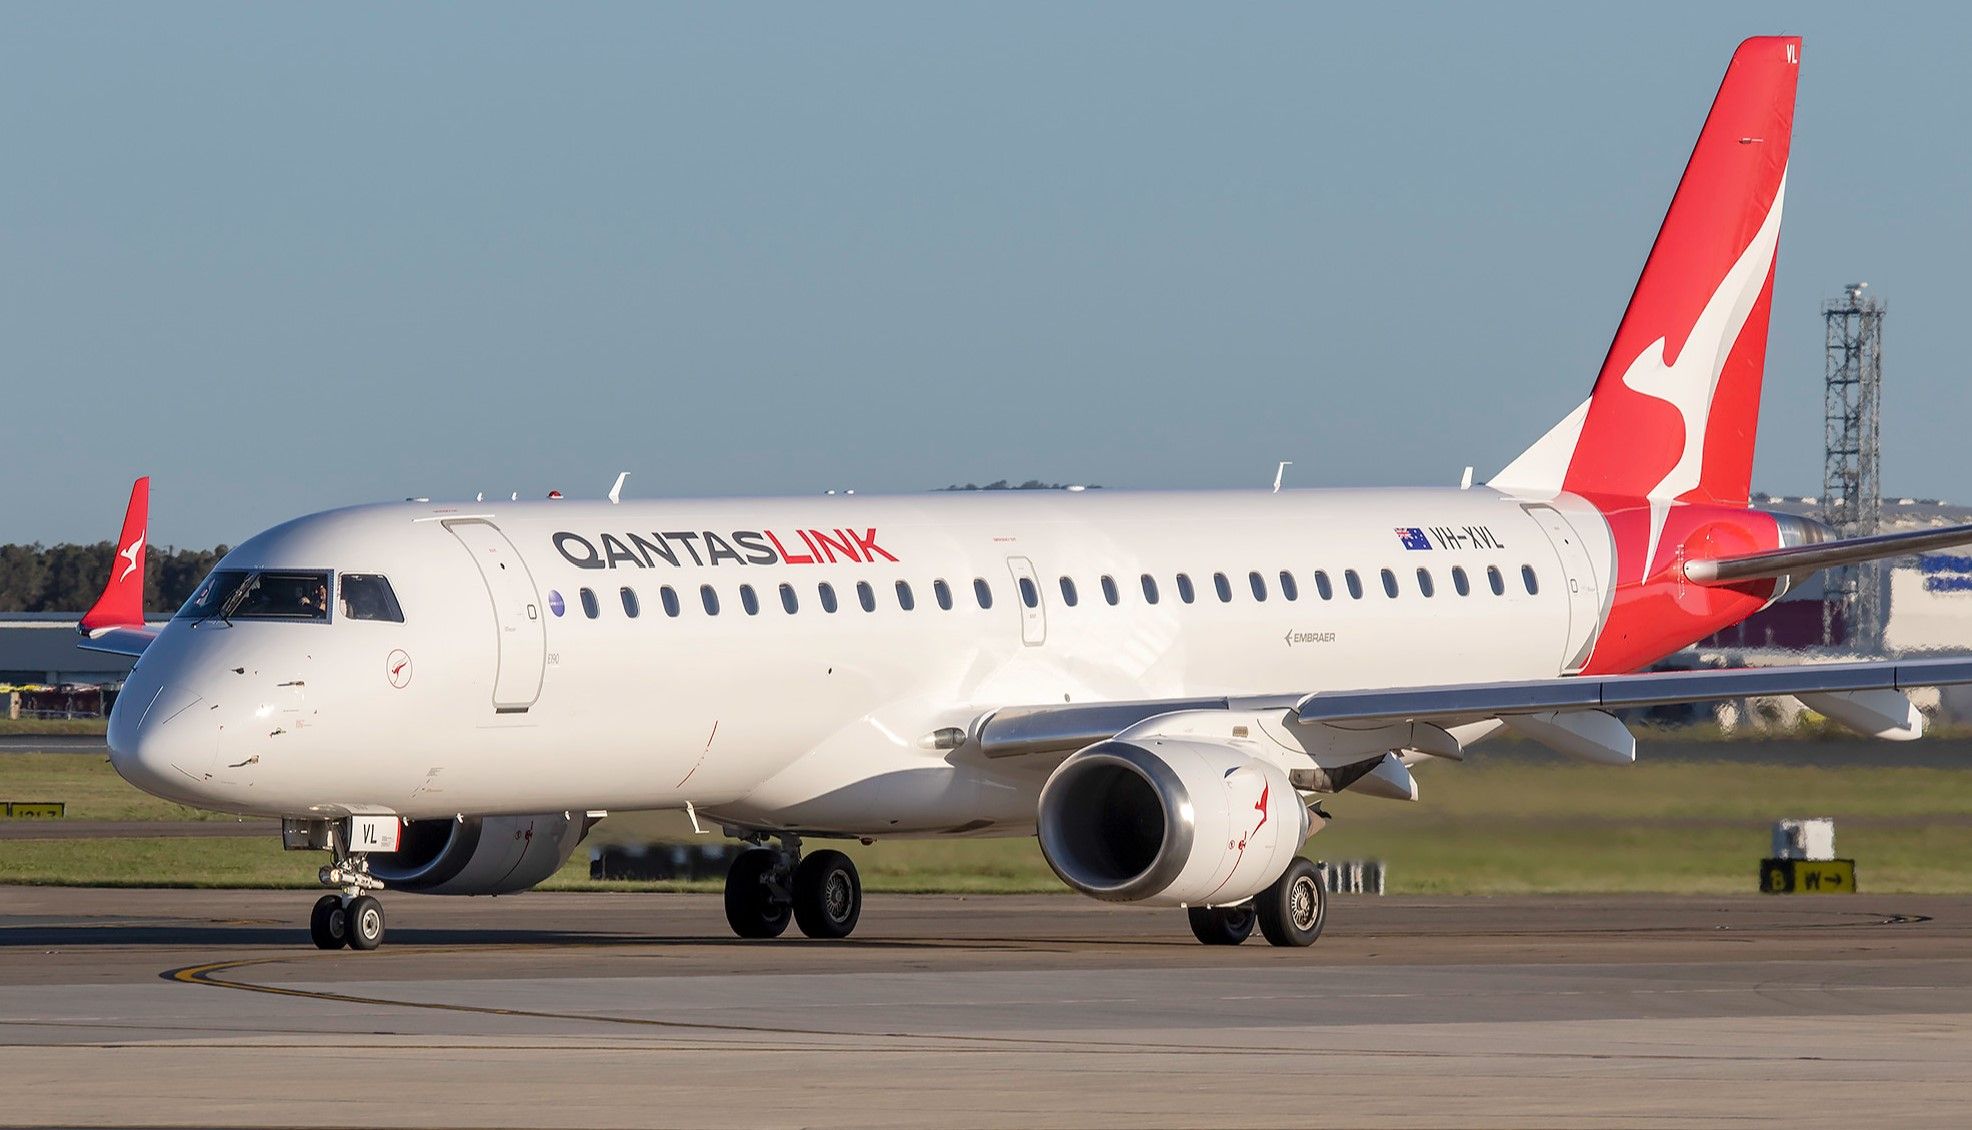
724;848;792;939
346;894;386;951
792;850;862;939
309;894;348;950
1187;905;1257;945
1255;857;1326;948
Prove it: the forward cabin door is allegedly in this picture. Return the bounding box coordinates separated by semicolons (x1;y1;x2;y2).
1524;505;1602;673
1005;556;1047;646
446;519;547;711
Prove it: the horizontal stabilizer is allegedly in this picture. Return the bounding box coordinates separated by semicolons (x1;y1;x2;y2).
1684;521;1972;584
78;625;160;658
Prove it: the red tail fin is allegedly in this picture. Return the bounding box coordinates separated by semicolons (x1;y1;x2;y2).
1495;37;1799;511
80;477;150;633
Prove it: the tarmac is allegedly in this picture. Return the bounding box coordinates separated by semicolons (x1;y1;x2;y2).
2;889;1970;1127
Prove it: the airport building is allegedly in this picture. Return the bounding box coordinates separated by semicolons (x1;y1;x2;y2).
0;612;159;719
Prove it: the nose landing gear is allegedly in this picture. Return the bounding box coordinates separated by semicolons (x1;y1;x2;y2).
722;833;864;940
305;823;388;951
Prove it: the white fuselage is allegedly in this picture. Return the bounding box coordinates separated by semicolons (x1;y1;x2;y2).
109;486;1615;837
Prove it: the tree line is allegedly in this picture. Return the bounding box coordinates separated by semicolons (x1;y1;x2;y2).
0;543;230;614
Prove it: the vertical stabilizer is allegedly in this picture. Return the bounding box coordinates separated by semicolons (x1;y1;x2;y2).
1493;36;1799;516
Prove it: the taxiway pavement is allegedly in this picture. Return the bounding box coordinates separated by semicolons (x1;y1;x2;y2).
2;889;1969;1127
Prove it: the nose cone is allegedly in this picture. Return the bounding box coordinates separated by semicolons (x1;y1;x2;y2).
108;679;214;807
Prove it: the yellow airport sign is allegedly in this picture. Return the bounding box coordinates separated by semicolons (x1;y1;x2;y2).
1760;858;1856;894
2;801;66;819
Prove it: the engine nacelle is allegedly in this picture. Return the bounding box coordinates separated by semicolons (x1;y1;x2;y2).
370;812;591;895
1037;738;1309;908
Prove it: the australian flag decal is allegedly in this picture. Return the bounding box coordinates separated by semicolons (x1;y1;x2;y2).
1396;527;1432;551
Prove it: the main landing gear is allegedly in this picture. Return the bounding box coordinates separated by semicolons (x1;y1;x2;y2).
1185;857;1327;948
308;828;388;951
722;833;864;940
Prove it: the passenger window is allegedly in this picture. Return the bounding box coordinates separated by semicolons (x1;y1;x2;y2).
974;578;993;609
1100;575;1120;605
934;579;953;610
896;581;915;611
700;585;720;615
620;587;640;618
340;574;404;623
579;587;600;619
740;584;760;615
1418;568;1436;598
1452;566;1470;596
857;581;876;612
661;586;681;617
1487;565;1505;596
1279;571;1298;601
1314;570;1333;601
1176;573;1195;603
1249;571;1268;602
780;583;799;614
819;582;839;613
1344;570;1364;600
1522;564;1540;595
1059;577;1079;607
1141;574;1159;604
1380;569;1399;598
1214;572;1232;602
1018;577;1040;609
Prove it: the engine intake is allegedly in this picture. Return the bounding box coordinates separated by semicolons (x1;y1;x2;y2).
1037;739;1308;907
370;812;591;895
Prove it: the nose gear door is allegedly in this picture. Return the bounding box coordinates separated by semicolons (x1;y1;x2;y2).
445;519;546;711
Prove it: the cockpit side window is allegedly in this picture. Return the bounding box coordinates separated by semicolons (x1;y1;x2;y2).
340;574;405;623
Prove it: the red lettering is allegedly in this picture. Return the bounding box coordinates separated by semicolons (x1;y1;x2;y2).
852;528;898;562
810;528;860;563
764;530;813;565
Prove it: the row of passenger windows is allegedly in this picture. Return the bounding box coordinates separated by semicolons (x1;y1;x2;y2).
551;564;1541;621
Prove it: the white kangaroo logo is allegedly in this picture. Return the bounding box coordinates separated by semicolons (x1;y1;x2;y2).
1617;171;1786;580
117;531;145;583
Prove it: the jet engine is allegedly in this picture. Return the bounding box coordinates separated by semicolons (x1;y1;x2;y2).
369;812;593;895
1036;739;1309;907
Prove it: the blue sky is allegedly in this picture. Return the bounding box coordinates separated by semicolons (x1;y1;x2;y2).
5;3;1969;547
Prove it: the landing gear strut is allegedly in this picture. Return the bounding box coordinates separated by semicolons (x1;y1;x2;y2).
308;823;387;951
722;833;864;940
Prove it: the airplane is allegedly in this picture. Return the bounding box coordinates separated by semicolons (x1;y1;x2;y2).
78;36;1972;952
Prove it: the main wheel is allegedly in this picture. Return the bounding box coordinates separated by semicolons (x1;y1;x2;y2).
724;848;792;939
792;849;862;939
1255;857;1326;948
309;894;348;950
1187;904;1256;945
346;894;386;951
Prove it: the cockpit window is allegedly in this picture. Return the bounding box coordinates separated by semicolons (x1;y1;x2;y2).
174;569;333;622
341;574;405;622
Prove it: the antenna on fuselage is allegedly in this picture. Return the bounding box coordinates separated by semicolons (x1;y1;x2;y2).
608;471;629;504
1459;466;1474;490
476;491;484;502
1272;461;1293;493
510;492;519;501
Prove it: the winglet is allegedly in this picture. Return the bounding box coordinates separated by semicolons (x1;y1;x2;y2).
80;477;150;634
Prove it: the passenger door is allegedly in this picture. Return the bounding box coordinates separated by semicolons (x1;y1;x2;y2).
446;519;546;711
1524;505;1603;673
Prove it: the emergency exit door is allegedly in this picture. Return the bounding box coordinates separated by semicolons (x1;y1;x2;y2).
446;519;546;711
1005;556;1047;646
